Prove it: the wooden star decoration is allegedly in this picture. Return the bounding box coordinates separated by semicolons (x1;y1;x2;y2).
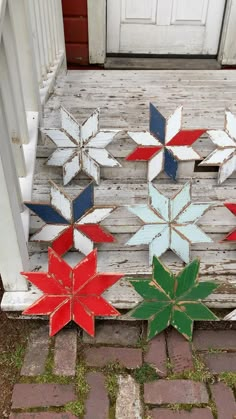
126;182;212;264
128;257;218;341
22;248;122;336
199;110;236;184
126;103;205;181
223;203;236;241
42;107;121;185
24;182;115;256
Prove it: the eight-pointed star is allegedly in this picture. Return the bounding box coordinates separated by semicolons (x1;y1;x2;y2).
22;248;122;336
126;103;205;181
24;182;115;257
126;182;212;264
128;257;218;341
200;110;236;184
42;107;121;185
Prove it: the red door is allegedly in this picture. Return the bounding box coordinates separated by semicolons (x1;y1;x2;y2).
62;0;89;66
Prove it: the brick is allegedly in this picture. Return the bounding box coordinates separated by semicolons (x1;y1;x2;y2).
144;333;167;377
167;329;193;374
144;380;209;405
53;329;77;376
85;372;109;419
85;346;142;369
211;382;236;419
193;330;236;350
203;353;236;373
9;413;77;418
83;321;141;346
148;408;214;418
116;375;142;419
11;384;76;409
21;326;49;376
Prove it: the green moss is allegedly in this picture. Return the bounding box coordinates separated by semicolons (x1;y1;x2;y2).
218;372;236;388
165;358;173;373
136;336;148;351
208;398;218;419
65;400;85;417
208;348;226;354
133;363;159;384
65;362;89;417
105;373;118;405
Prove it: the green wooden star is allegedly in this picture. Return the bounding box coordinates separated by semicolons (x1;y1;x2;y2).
128;257;219;341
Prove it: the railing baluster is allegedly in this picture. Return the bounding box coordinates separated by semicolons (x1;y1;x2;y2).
39;0;50;71
0;92;29;291
26;0;42;86
0;44;26;178
2;5;29;144
52;0;59;54
43;0;53;66
48;0;57;62
8;0;40;112
32;0;47;80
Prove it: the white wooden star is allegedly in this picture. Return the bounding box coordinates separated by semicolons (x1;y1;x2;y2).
199;110;236;184
42;107;121;185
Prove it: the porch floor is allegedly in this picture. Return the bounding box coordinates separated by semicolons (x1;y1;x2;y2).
29;69;236;313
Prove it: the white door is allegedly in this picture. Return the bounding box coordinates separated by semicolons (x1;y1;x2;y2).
107;0;226;55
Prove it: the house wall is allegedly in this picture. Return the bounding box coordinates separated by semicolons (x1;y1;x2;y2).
62;0;89;66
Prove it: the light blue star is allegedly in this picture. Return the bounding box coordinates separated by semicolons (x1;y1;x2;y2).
126;182;212;264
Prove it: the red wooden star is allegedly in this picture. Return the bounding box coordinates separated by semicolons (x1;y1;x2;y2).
223;203;236;241
22;249;122;336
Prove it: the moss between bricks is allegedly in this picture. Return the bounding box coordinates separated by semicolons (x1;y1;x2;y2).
133;363;159;384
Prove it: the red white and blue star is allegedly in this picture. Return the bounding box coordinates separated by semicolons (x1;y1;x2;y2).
24;182;115;256
126;103;205;181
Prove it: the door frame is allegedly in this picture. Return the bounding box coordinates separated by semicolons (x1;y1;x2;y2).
88;0;236;65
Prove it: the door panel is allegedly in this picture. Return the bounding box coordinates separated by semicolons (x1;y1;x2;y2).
107;0;226;55
121;0;157;23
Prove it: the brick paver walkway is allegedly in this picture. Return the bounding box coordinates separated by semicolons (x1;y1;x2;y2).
9;322;236;418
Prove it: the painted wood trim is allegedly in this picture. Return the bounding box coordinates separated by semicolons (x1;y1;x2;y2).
106;0;120;54
1;290;236;312
218;0;236;65
87;0;106;64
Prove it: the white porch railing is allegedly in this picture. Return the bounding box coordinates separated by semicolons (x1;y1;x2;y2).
0;0;66;297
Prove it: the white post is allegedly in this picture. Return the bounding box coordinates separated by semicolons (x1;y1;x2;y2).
0;44;27;185
218;0;236;65
0;92;29;291
87;0;106;64
8;0;41;112
2;5;29;144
